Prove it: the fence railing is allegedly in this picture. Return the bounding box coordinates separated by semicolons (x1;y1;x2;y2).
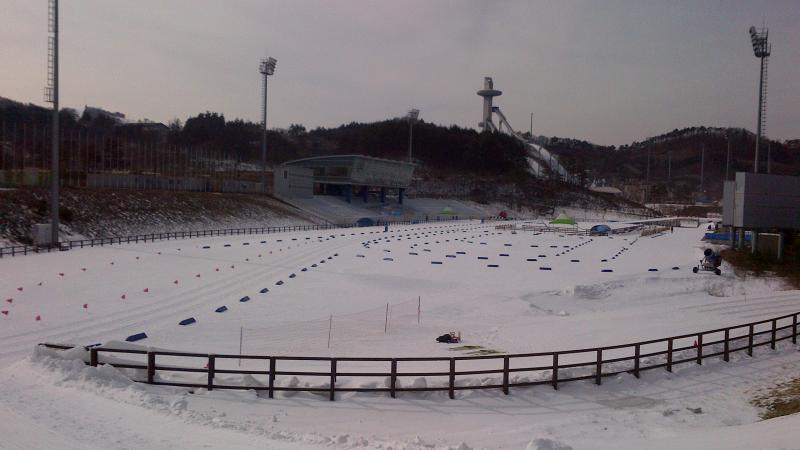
40;311;799;401
1;216;495;258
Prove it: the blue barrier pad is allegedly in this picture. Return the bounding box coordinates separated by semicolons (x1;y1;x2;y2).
259;288;269;293
179;317;197;326
240;296;250;302
384;258;394;261
601;259;608;262
243;242;250;246
539;267;552;271
504;244;512;247
499;253;510;257
275;280;284;285
215;306;228;313
487;264;499;268
409;252;418;255
571;259;580;263
356;255;365;258
446;255;456;258
602;269;613;273
289;273;296;278
648;268;658;272
672;266;680;270
202;246;210;249
526;258;537;261
224;244;231;247
431;261;443;265
312;264;318;267
125;332;148;342
456;251;466;254
477;256;489;260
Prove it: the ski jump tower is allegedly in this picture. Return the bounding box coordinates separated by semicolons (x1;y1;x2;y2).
477;77;502;131
476;77;577;184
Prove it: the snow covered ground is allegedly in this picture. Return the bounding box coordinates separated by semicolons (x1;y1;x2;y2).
0;220;798;449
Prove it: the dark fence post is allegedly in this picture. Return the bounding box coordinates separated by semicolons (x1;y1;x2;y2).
502;356;509;395
666;338;673;372
794;314;798;345
551;353;559;390
748;324;754;356
696;334;703;365
268;357;276;399
448;359;456;399
771;319;777;350
595;349;603;385
147;352;156;383
207;354;215;391
390;359;397;398
724;329;730;362
633;344;640;378
90;348;98;367
330;359;337;401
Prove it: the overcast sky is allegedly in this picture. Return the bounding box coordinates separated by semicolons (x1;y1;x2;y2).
1;0;798;146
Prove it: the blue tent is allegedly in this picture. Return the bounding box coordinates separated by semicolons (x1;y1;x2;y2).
590;224;612;235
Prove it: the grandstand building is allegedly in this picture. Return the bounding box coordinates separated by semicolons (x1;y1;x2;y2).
275;155;414;204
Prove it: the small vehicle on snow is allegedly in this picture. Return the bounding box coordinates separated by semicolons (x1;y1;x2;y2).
436;331;461;344
693;248;722;275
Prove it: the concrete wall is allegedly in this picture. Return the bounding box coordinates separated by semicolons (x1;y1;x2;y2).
221;179;264;193
725;172;800;229
274;166;313;198
0;169;50;187
88;173;207;191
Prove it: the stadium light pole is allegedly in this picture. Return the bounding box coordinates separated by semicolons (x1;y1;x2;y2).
44;0;59;246
749;25;771;173
406;109;419;163
259;56;277;193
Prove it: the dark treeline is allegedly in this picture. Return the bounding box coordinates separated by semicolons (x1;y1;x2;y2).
0;99;529;176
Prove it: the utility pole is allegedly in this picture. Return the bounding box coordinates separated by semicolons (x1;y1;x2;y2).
45;0;60;246
725;134;731;181
700;144;705;191
767;141;771;174
406;109;419;163
667;151;671;183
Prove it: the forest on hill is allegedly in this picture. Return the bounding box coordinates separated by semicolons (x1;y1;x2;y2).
3;97;797;202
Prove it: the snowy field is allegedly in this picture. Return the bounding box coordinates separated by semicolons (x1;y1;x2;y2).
1;219;799;449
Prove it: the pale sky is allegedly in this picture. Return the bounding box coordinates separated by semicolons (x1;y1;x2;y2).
1;0;798;146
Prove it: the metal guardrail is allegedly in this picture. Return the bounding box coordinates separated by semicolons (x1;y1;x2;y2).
0;216;499;259
40;311;799;401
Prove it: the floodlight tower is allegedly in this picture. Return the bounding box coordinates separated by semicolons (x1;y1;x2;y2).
44;0;59;246
259;56;277;192
406;108;419;163
476;77;502;131
749;25;771;173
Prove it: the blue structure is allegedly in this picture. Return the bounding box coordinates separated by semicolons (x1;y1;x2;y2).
590;224;612;236
125;332;148;342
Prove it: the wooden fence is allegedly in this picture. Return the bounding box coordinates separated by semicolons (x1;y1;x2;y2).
40;311;799;401
0;216;491;258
